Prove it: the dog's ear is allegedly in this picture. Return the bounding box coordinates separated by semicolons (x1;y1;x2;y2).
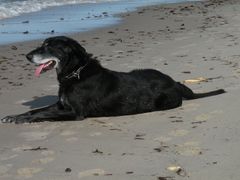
70;39;86;53
67;40;87;57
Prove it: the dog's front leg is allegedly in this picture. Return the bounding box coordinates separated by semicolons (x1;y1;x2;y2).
1;102;77;124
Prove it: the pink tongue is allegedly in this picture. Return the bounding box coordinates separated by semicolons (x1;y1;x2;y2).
35;64;45;77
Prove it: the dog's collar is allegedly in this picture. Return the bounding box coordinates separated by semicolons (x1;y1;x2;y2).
65;61;89;80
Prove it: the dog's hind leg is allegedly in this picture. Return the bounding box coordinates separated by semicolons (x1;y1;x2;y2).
1;102;77;124
154;92;182;110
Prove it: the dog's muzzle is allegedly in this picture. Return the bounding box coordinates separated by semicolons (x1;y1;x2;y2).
26;52;59;77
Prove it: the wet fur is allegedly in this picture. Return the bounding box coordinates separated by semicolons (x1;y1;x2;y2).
1;36;225;123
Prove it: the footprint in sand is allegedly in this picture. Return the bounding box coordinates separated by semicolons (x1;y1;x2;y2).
169;129;189;137
154;136;172;142
41;150;55;156
60;130;79;142
17;151;55;177
1;154;18;161
175;141;202;156
78;169;105;179
19;131;49;141
0;164;12;176
195;114;211;121
181;103;200;112
17;167;42;178
195;110;223;121
32;150;56;165
32;157;55;165
154;129;189;143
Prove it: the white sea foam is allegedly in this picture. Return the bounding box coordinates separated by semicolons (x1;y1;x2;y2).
0;0;118;20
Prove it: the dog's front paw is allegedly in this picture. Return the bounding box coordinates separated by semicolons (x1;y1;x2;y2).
1;115;18;123
1;115;31;124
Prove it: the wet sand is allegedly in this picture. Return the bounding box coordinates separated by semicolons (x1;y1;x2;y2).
1;0;240;179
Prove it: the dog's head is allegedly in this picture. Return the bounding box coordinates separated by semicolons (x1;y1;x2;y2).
26;36;88;77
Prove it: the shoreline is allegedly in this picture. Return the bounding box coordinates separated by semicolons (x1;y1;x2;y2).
1;0;240;179
0;0;198;45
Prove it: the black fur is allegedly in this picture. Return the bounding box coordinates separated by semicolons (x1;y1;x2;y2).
1;36;225;123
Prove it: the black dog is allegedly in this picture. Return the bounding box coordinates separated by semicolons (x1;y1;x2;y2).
1;36;225;123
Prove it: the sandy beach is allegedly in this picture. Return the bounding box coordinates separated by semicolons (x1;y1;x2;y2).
1;0;240;179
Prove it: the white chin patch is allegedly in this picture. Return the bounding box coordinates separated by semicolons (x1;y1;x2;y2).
32;55;60;77
32;55;59;68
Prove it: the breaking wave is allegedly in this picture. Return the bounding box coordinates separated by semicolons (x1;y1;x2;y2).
0;0;118;19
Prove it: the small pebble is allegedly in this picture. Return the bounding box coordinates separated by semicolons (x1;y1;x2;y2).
65;168;72;173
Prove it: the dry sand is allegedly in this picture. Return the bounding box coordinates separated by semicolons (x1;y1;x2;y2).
1;0;240;179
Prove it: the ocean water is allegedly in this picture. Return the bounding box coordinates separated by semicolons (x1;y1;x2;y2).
0;0;195;44
0;0;119;20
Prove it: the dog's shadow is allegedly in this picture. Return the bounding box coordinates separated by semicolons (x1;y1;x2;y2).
22;96;58;109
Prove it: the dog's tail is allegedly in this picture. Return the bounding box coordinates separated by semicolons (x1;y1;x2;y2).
176;82;226;100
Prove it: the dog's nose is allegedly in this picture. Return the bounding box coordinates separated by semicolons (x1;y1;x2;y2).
26;53;33;61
